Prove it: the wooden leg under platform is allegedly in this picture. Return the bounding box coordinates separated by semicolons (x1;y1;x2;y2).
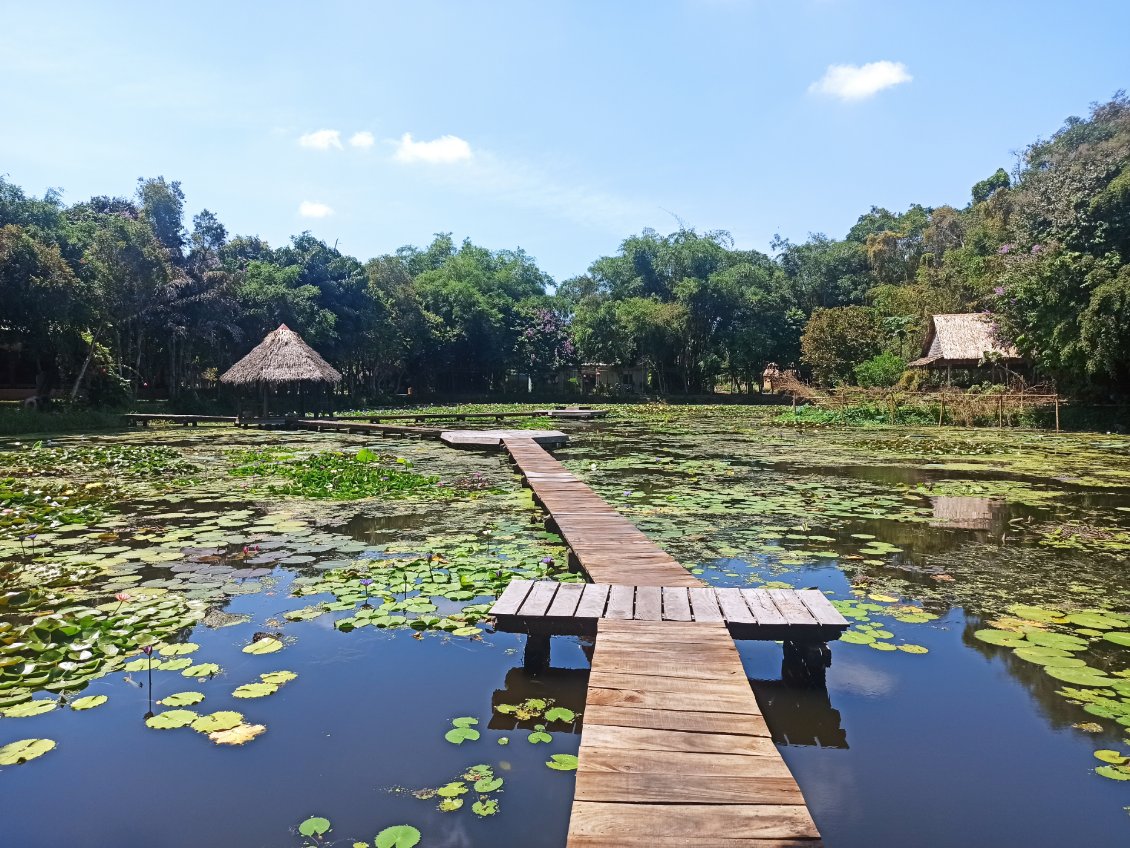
782;640;831;686
523;633;551;673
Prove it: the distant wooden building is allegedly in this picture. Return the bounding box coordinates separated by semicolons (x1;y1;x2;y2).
908;314;1023;375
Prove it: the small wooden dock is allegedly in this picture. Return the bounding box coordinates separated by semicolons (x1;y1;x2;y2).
491;437;841;847
358;407;607;423
491;580;848;642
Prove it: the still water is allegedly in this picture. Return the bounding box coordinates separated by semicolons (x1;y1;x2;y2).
2;408;1129;846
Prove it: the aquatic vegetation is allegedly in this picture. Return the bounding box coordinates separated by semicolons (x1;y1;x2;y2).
298;816;331;840
374;825;421;848
443;717;480;744
0;737;56;765
546;753;579;771
11;443;199;479
229;448;447;500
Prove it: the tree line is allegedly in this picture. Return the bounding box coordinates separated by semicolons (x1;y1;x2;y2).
2;94;1128;405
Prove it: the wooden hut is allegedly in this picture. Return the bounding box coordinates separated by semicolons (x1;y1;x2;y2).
220;324;341;417
908;314;1023;380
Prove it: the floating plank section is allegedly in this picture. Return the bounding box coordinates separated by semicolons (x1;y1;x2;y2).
569;619;823;847
292;418;444;438
442;429;569;448
353;408;606;422
491;581;848;642
503;438;697;587
124;413;237;426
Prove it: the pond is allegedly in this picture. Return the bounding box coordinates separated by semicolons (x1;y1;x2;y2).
2;406;1129;847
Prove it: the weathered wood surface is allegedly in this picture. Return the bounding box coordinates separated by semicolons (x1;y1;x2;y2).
353;408;606;422
292;418;443;437
442;429;569;448
490;580;848;641
568;619;823;847
503;438;698;587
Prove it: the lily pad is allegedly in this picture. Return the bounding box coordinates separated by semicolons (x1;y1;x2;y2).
191;711;244;733
3;699;57;718
70;695;108;710
299;817;331;838
546;753;579;771
209;722;266;745
1104;632;1130;647
544;706;576;723
242;637;283;655
474;776;504;792
260;670;297;685
182;663;220;678
233;682;279;699
471;799;499;817
0;738;56;765
375;825;421;848
145;709;199;729
973;629;1027;647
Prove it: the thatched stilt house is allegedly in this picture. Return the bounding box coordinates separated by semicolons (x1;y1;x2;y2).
220;324;341;417
908;314;1023;381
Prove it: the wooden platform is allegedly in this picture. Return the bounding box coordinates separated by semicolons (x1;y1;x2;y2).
291;418;443;438
568;619;822;847
490;580;848;642
504;437;698;587
356;408;606;423
442;429;570;448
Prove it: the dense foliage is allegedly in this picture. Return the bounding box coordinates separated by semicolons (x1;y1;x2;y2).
2;94;1128;401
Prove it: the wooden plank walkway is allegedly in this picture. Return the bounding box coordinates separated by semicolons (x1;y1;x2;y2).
356;407;606;423
569;619;822;847
494;437;831;846
491;580;848;642
504;437;699;587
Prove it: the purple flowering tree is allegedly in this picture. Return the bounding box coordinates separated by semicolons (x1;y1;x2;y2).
513;307;578;383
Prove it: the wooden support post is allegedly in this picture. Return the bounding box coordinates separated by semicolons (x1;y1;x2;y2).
998;395;1003;428
792;393;798;421
1055;394;1060;432
782;640;830;687
938;394;945;427
523;633;550;673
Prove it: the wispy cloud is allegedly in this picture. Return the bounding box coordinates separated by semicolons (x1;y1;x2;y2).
298;129;343;150
808;61;911;101
349;131;375;149
298;200;334;218
393;132;473;164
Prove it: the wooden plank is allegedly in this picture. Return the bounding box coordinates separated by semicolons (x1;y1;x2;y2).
586;687;761;715
766;590;818;626
661;586;693;621
632;585;662;621
688;587;724;622
574;772;805;805
582;704;770;736
546;582;585;617
796;589;850;627
742;590;788;626
574;583;610;618
569;835;821;847
568;802;819;841
715;587;756;624
576;748;794;779
604;584;635;619
592;660;747;682
580;725;778;757
588;672;755;699
518;581;560;617
490;580;534;616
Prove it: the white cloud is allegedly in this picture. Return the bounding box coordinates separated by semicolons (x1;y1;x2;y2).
808;61;912;101
393;132;473;164
349;131;375;149
297;129;342;150
298;200;334;218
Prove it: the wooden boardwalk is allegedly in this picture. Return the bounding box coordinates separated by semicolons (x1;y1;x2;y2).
505;437;698;587
496;437;833;847
570;619;822;847
359;407;607;423
491;579;848;642
124;413;237;426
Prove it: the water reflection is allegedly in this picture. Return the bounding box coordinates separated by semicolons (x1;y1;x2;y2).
751;677;849;748
489;665;589;733
929;495;1005;531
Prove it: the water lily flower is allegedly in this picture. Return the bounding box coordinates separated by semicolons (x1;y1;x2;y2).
541;556;555;566
360;578;374;587
141;645;153;656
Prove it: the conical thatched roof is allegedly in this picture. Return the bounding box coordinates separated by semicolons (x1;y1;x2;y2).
220;324;341;386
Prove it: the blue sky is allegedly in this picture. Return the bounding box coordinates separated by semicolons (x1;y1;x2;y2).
1;0;1127;281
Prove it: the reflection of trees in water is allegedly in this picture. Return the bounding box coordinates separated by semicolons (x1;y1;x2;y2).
490;665;589;733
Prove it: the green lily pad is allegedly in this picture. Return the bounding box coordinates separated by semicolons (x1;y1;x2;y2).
1095;750;1129;765
1065;612;1123;630
438;798;463;812
973;629;1028;647
1024;631;1089;651
1096;765;1130;781
546;753;579;771
0;738;56;765
298;817;331;838
233;682;278;699
191;711;244;732
159;691;205;706
260;670;297;685
242;637;283;655
474;776;503;792
70;695;108;710
158;642;200;656
1044;666;1113;686
3;699;57;718
840;630;874;645
436;781;468;798
182;663;220;678
375;825;421;848
471;799;499;817
1007;604;1063;623
528;724;552;743
145;709;199;729
1104;632;1130;647
444;726;480;744
897;644;929;654
544;706;576;723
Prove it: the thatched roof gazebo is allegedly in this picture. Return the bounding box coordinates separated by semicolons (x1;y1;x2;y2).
220;324;341;417
908;314;1022;371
